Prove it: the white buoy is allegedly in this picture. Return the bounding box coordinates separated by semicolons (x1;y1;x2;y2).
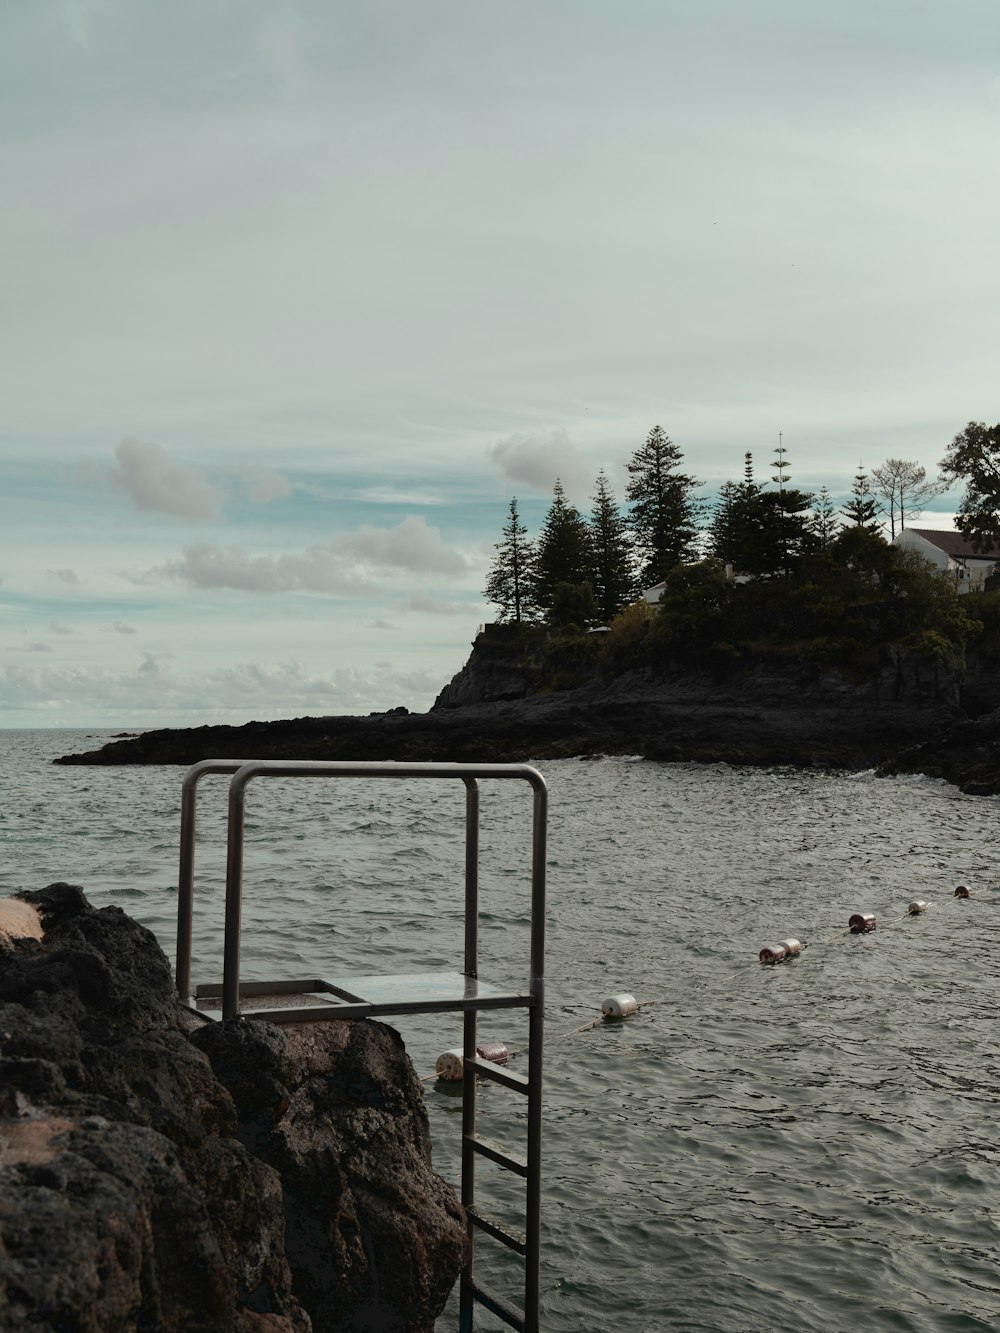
436;1049;464;1081
602;993;639;1019
849;912;876;933
435;1041;511;1081
779;938;802;956
758;944;787;965
907;901;928;914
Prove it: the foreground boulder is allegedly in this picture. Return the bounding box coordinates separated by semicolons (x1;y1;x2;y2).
0;883;467;1332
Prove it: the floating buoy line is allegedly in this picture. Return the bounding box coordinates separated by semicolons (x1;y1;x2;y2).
426;884;991;1082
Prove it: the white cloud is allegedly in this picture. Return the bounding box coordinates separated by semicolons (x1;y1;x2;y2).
404;593;469;616
157;516;469;593
338;515;471;576
488;428;588;499
49;623;73;635
111;621;137;635
49;568;81;585
236;465;292;504
109;438;227;521
24;642;52;653
0;657;442;721
158;542;377;594
366;618;397;630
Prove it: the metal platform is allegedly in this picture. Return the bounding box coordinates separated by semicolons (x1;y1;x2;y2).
174;758;546;1333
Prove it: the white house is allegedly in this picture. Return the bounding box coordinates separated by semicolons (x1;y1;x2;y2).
892;527;1000;592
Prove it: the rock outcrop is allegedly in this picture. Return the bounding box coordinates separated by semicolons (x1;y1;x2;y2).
878;704;1000;796
0;884;467;1333
55;637;965;772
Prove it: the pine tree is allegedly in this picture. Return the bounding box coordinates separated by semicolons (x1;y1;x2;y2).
762;436;813;575
588;470;637;622
841;467;881;529
808;485;839;549
532;479;594;619
625;425;701;587
483;497;536;622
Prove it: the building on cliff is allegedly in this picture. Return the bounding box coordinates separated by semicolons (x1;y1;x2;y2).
893;528;1000;592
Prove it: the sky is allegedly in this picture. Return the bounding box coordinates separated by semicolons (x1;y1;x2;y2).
3;0;998;728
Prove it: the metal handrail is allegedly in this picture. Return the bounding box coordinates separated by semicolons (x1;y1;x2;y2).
175;757;546;1333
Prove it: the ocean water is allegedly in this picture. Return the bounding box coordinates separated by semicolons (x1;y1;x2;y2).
3;728;1000;1332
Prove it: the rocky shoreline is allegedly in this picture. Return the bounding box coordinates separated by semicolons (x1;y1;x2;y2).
54;638;995;781
0;884;467;1332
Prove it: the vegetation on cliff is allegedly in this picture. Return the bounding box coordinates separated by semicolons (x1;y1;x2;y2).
479;526;984;698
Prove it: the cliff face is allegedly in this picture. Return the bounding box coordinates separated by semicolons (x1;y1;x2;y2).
53;633;986;775
0;884;467;1333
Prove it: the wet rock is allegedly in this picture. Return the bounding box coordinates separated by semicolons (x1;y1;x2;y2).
0;886;467;1332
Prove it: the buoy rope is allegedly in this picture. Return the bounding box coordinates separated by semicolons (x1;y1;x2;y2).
423;886;991;1081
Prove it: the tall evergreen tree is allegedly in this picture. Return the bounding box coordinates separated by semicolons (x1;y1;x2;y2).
588;470;637;622
483;497;536;622
707;480;741;566
532;479;593;619
841;467;881;529
762;436;813;575
808;485;839;550
625;425;701;587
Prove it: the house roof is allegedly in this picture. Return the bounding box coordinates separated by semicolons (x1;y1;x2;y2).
904;528;1000;561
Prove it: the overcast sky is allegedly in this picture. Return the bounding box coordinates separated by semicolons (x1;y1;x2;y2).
3;0;998;727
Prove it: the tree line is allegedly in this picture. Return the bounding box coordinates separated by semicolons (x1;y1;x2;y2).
484;421;1000;626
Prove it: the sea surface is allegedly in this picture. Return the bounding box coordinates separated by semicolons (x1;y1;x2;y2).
3;728;1000;1332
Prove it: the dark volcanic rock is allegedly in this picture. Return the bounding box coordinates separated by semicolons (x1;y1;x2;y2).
878;704;1000;796
0;886;467;1333
55;639;964;772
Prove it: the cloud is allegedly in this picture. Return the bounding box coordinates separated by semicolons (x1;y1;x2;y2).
338;515;470;576
487;428;588;497
49;568;81;585
157;516;469;593
366;618;397;630
49;623;73;635
404;593;469;616
77;442;290;519
159;542;377;594
24;642;52;653
0;658;443;720
111;621;137;635
108;438;227;520
235;466;292;504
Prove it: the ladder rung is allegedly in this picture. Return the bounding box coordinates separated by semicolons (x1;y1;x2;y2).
471;1278;526;1331
467;1204;527;1256
467;1054;530;1092
467;1133;528;1177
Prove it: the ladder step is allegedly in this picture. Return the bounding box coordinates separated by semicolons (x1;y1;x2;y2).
467;1133;529;1177
467;1204;528;1256
471;1278;526;1331
466;1054;530;1093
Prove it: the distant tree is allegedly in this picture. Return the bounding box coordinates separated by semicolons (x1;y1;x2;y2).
707;453;767;572
532;479;593;618
625;425;702;587
484;497;536;622
808;485;839;550
707;480;742;566
841;467;881;529
761;436;813;575
588;470;638;622
871;458;949;538
939;421;1000;552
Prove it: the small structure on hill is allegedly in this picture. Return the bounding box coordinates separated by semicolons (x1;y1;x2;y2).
892;528;1000;592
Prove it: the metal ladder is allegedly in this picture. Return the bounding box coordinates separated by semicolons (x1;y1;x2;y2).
174;758;546;1332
